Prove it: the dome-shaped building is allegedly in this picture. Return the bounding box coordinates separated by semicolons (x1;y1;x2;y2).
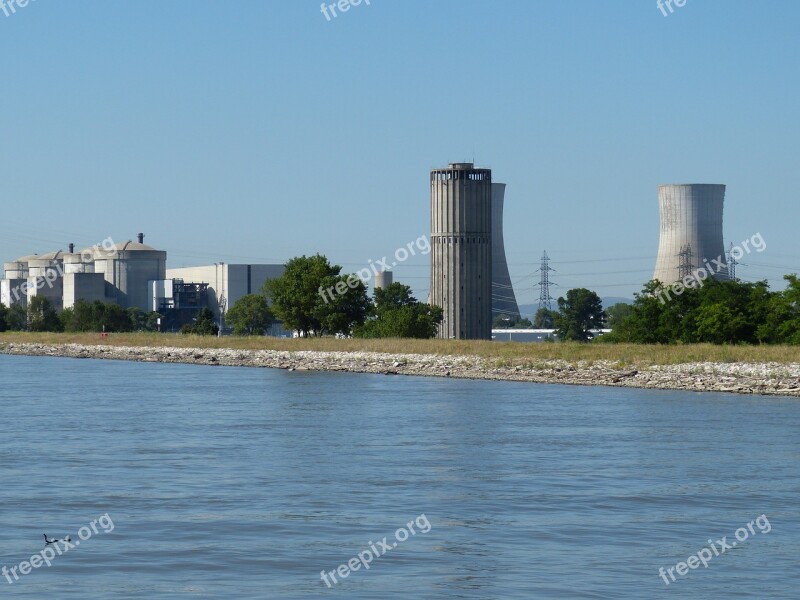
91;234;167;310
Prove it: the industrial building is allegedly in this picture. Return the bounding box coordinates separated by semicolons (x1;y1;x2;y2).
95;234;167;310
490;183;521;319
653;184;729;284
165;263;285;325
1;233;289;333
430;162;493;340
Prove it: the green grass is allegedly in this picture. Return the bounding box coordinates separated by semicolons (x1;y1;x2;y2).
1;332;799;366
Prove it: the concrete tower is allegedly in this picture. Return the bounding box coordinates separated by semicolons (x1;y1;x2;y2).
430;162;492;339
374;270;393;290
653;184;728;284
490;183;520;320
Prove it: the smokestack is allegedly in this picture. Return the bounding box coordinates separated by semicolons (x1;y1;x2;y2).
137;233;144;244
69;243;74;253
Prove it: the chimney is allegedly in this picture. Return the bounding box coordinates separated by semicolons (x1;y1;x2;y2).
69;243;74;253
137;233;144;244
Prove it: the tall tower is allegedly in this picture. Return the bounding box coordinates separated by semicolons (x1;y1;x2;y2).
653;184;728;284
430;162;492;339
490;183;520;319
535;251;556;311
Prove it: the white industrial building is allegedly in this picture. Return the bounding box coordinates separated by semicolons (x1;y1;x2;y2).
2;236;292;335
1;234;167;312
164;263;285;322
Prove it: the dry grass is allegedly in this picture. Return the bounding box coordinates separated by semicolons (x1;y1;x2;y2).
1;332;799;366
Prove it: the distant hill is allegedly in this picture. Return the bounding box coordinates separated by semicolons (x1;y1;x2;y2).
518;297;632;319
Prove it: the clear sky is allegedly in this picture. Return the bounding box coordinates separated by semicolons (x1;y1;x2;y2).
1;0;798;306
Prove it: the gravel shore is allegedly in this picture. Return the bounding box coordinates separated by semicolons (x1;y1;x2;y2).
2;342;799;397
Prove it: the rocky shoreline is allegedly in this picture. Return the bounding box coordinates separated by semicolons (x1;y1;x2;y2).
1;342;799;397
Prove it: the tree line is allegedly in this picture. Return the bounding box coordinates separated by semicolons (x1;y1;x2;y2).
0;254;443;339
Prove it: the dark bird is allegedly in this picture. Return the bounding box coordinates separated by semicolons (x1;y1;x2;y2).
43;534;70;545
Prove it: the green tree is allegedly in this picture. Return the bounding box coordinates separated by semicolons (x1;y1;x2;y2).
554;288;605;342
61;299;96;332
264;255;369;337
492;314;514;328
354;283;443;339
189;308;219;336
5;304;27;331
226;294;274;335
605;302;633;329
0;303;7;332
96;302;133;332
532;307;557;328
492;314;533;329
146;311;163;332
28;297;62;332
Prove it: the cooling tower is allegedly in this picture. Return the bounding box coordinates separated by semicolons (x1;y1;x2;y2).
374;270;392;290
653;184;728;284
430;163;492;340
490;183;520;319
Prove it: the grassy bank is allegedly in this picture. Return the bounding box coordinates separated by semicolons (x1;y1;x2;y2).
1;332;799;366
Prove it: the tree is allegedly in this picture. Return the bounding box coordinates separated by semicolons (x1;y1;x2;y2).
5;304;27;331
27;297;62;332
0;303;7;332
553;288;605;342
226;294;274;335
533;307;557;328
95;302;133;332
264;254;369;337
60;299;96;332
189;308;219;336
354;283;443;339
605;302;633;329
492;314;514;328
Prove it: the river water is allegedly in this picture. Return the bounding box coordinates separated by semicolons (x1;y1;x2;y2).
0;354;797;598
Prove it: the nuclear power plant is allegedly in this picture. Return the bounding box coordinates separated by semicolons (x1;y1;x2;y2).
0;234;285;332
490;183;520;319
429;163;493;340
653;184;729;284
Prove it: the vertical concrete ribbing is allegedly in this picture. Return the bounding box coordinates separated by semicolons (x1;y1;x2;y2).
430;163;492;339
653;184;728;284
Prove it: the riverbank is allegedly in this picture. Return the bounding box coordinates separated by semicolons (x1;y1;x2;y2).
2;336;799;396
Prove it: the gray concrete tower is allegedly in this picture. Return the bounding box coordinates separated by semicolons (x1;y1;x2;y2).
430;162;492;339
653;184;728;284
490;183;520;319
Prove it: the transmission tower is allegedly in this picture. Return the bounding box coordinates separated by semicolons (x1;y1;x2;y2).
535;250;556;311
726;242;738;282
677;244;694;280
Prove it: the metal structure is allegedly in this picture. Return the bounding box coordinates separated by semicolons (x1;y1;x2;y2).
653;184;728;283
535;251;556;311
490;183;520;319
727;243;738;282
677;244;695;281
430;162;492;340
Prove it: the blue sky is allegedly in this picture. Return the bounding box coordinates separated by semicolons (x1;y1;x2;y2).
1;0;798;305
